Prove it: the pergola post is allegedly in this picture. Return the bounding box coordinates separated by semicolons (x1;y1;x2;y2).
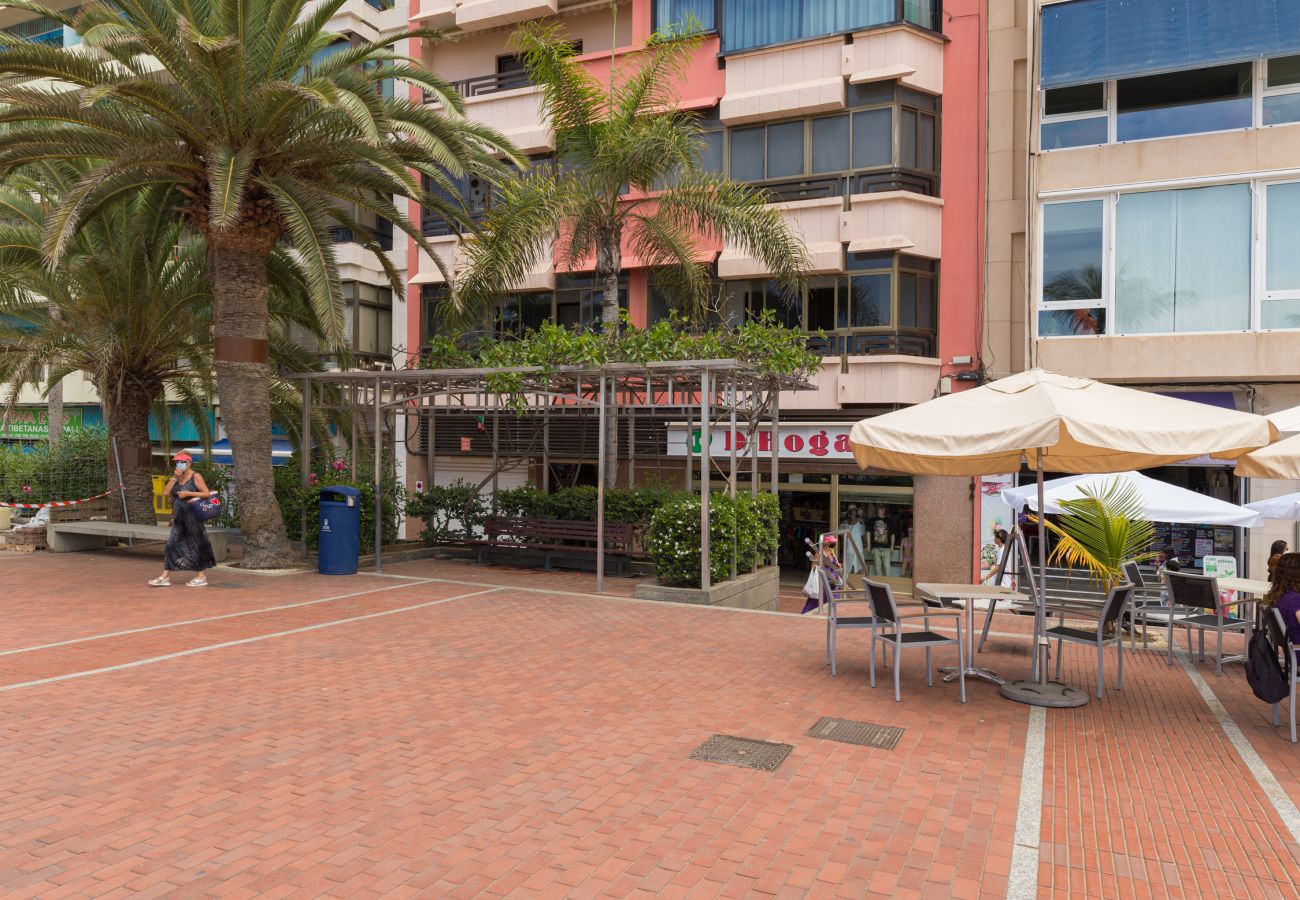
770;385;780;496
373;374;382;574
700;370;711;590
596;374;607;594
542;379;550;493
301;377;311;542
729;380;737;582
426;378;435;491
350;383;358;480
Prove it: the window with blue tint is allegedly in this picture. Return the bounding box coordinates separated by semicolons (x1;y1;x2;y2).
743;281;800;329
1264;92;1300;125
1041;0;1300;89
1116;63;1251;143
654;0;715;33
811;115;849;174
3;14;66;46
1041;118;1108;150
722;0;908;54
1114;184;1251;334
1265;182;1300;305
1041;201;1103;304
729;126;764;182
1038;308;1106;337
851;108;892;169
848;273;891;327
766;121;805;178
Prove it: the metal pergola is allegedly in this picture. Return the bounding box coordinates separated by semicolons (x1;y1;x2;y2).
292;360;813;591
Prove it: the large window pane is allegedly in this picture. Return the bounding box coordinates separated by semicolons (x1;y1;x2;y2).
1114;184;1250;334
852;108;892;169
1264;93;1300;126
766;121;805;178
1038;308;1106;337
1041;117;1108;150
1268;54;1300;88
1267;182;1300;292
811;115;849;173
1116;63;1252;142
1041;201;1103;303
849;273;891;327
899;109;918;168
806;278;837;332
746;282;799;329
723;0;901;54
1044;83;1105;116
918;113;935;171
1263;301;1300;329
699;130;723;173
654;0;715;32
729;126;764;182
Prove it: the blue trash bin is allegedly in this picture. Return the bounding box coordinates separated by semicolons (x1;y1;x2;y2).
318;486;362;575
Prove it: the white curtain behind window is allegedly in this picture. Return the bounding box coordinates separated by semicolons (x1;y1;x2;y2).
1114;184;1250;334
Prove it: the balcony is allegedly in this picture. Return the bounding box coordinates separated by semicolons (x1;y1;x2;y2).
424;71;553;155
718;171;942;277
779;354;942;410
410;0;557;32
411;237;555;291
720;25;942;126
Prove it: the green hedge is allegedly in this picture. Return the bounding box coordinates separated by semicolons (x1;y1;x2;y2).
495;484;675;529
405;480;489;544
648;491;780;588
273;454;405;553
0;428;109;503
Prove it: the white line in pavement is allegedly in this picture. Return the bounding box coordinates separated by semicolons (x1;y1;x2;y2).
1006;705;1046;900
0;579;437;657
1177;652;1300;844
0;587;499;694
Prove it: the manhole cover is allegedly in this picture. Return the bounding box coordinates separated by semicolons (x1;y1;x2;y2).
689;734;792;772
807;717;904;750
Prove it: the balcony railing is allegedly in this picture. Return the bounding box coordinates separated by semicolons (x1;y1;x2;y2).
749;169;939;206
808;329;937;358
330;226;394;252
423;69;534;104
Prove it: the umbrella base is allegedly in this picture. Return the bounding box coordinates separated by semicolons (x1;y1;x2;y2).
1000;678;1090;708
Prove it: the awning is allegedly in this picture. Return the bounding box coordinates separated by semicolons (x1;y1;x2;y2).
184;438;296;466
1041;0;1300;88
1001;471;1260;527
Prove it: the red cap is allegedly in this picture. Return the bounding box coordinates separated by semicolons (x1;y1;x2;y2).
172;452;193;462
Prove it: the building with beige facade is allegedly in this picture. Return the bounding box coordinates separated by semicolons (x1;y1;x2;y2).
986;0;1300;578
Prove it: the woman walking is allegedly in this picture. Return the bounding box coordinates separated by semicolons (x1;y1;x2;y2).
149;452;216;587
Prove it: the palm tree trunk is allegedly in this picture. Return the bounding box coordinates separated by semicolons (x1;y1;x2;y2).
209;238;294;568
104;387;160;525
598;254;620;489
46;375;62;448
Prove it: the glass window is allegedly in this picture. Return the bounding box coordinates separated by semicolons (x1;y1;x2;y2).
1266;182;1300;293
806;278;837;332
744;281;799;329
766;121;805;179
1041;117;1108;150
654;0;715;33
1263;93;1300;126
852;108;892;169
1116;63;1252;142
848;273;891;327
898;272;935;330
729;127;764;182
722;0;912;54
1038;308;1106;337
811;115;849;174
1268;54;1300;88
699;130;723;174
1041;201;1103;303
918;114;935;171
1114;184;1251;334
899;109;918;169
1044;83;1105;116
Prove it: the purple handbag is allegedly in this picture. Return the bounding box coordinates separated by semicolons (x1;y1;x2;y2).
189;493;222;522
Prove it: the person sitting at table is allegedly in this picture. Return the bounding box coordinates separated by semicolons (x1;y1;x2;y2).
1264;554;1300;643
1268;540;1289;582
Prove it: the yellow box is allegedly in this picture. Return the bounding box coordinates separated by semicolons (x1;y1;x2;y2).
152;475;171;516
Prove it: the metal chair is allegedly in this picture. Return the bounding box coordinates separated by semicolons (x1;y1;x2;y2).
1266;608;1299;743
821;566;892;676
1045;583;1133;699
1164;570;1247;676
1123;560;1190;649
865;579;966;703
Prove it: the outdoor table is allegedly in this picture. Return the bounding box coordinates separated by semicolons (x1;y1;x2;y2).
1217;576;1272;666
914;583;1029;685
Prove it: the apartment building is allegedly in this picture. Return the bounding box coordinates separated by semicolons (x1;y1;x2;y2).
0;0;408;450
407;0;990;582
985;0;1300;578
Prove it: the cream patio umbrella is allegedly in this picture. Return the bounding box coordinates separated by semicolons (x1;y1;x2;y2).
849;369;1276;708
1236;434;1300;479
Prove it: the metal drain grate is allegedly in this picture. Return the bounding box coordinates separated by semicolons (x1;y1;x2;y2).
689;734;793;772
807;717;904;750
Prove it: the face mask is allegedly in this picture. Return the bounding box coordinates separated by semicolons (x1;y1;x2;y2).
176;462;188;471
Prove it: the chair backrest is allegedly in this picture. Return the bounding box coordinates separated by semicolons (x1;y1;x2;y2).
1165;570;1218;612
1101;583;1134;631
1122;560;1145;590
1268;608;1296;676
865;578;898;624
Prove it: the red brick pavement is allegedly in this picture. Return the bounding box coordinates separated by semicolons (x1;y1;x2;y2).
0;550;1296;898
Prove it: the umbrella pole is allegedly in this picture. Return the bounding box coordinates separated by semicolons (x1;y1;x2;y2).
1000;449;1089;708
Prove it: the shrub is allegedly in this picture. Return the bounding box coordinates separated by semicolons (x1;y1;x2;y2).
405;479;488;544
495;485;549;518
273;454;406;553
648;491;780;588
0;427;109;503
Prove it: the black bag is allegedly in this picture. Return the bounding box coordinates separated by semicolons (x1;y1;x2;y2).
1246;629;1290;704
189;493;222;522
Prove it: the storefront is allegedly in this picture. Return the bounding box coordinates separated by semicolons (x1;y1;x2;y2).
665;422;916;578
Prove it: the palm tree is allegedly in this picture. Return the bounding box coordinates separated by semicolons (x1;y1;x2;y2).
454;22;809;487
0;168;334;525
0;0;518;566
1035;481;1157;587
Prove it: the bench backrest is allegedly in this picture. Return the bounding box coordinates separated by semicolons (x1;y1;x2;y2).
484;516;635;547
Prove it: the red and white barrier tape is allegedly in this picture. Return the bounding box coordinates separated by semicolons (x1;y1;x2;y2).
0;484;123;509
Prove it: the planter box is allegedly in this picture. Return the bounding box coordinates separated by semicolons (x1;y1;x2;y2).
635;565;779;612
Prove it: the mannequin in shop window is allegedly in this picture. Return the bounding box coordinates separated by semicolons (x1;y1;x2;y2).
868;504;894;578
844;505;866;575
900;526;914;577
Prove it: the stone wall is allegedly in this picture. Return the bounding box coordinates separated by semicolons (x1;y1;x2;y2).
913;475;974;584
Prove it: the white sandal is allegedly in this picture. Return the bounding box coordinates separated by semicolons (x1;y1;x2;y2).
148;577;171;587
186;577;207;587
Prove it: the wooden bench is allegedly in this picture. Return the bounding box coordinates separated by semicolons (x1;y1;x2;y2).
477;516;641;575
47;521;231;562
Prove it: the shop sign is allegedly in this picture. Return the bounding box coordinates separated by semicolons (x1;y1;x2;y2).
665;423;857;461
0;408;83;440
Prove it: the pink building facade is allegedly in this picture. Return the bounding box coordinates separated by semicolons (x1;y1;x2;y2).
405;0;987;583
